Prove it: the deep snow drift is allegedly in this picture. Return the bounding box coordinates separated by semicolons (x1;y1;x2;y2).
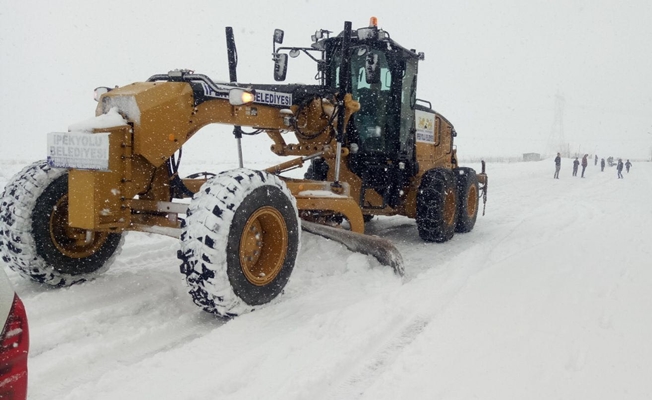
2;158;651;400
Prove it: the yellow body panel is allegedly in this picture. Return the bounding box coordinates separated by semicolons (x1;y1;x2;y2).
284;180;364;234
415;114;456;173
68;126;131;230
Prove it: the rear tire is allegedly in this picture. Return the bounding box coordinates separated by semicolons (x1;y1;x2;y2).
0;160;124;286
416;168;458;242
178;168;300;318
453;167;479;233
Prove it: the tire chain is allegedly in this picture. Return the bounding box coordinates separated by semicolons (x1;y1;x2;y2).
0;160;124;286
0;161;67;284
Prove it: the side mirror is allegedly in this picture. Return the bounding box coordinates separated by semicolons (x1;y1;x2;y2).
273;53;288;81
311;29;325;42
364;53;380;84
273;29;284;45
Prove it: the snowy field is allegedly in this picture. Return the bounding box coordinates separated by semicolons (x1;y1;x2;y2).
2;158;651;400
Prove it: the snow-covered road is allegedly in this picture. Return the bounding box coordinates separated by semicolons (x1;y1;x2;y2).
2;159;651;400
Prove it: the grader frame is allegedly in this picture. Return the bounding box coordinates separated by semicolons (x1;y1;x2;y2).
0;19;487;318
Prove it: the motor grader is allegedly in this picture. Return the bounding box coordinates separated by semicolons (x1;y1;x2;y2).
0;19;487;318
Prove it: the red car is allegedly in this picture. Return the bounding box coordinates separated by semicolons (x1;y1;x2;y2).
0;268;29;400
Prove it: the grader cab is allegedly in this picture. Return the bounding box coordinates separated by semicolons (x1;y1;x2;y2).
0;19;487;318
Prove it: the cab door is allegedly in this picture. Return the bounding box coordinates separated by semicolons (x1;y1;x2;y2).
348;49;417;209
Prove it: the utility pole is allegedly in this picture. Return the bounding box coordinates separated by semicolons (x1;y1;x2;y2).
547;93;566;157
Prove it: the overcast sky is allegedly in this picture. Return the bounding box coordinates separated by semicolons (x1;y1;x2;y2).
1;0;651;161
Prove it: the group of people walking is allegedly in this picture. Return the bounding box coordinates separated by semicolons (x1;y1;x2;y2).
554;153;632;179
615;158;632;179
571;154;589;177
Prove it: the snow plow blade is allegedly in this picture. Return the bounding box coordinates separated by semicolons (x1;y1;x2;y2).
300;220;404;276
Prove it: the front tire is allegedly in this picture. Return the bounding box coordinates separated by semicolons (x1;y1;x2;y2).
178;168;300;318
0;161;124;286
416;168;458;242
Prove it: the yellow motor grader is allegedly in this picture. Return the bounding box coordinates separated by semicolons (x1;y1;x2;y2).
0;19;487;318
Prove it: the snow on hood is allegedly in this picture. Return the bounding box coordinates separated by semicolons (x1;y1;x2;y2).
68;107;128;132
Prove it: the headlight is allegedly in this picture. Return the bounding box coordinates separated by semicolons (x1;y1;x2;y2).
229;88;256;106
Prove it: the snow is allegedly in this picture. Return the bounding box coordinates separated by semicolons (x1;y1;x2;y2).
0;267;13;325
68;107;128;132
298;190;348;198
1;158;651;399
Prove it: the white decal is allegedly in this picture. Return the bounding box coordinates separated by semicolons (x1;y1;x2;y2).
201;83;292;106
415;110;435;143
201;82;228;99
254;90;292;106
47;131;110;171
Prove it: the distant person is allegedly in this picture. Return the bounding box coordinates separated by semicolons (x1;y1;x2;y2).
572;157;579;176
625;159;632;173
601;158;605;172
554;153;561;179
581;154;588;178
617;159;624;179
594;154;598;165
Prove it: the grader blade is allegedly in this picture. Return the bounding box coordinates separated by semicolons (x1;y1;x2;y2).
300;220;404;276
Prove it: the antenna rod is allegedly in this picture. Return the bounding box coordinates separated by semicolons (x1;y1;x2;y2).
226;27;244;167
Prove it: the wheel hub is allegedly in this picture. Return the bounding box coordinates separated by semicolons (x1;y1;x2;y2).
467;185;478;217
443;188;457;226
50;196;110;259
239;206;288;286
